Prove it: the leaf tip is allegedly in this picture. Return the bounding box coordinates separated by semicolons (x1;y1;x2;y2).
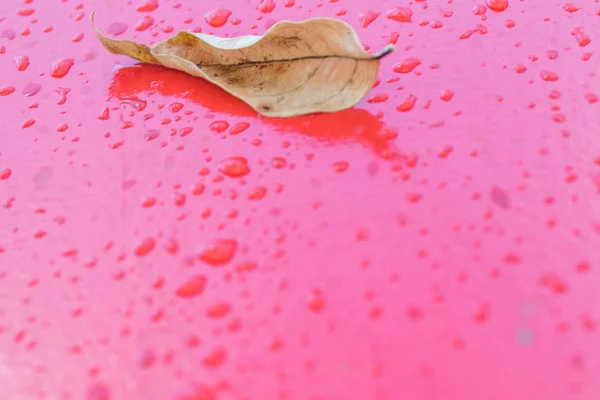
374;45;395;59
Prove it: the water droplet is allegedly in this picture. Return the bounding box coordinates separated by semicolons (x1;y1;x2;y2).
170;102;183;112
230;122;250;135
206;302;231;318
571;27;591;47
135;16;154;31
259;0;276;13
367;93;388;103
332;161;349;172
440;89;454;101
22;82;41;97
387;7;412;22
219;156;250;177
205;9;231;27
107;22;128;36
473;4;487;15
515;63;527;73
56;87;70;104
174;192;186;206
176;275;207;298
584;93;598;104
142;196;156;207
0;168;12;180
203;347;227;368
86;382;111;400
135;237;156;257
359;11;381;28
1;29;16;41
138;349;156;369
17;8;35;17
406;193;423;203
563;3;580;12
308;289;326;313
0;86;15;96
51;59;75;78
397;95;417;112
486;0;508;12
137;0;159;12
271;157;288;168
540;71;559;81
540;273;567;294
393;57;421;73
197;238;237;266
490;185;510;208
13;56;29;71
210;120;229;132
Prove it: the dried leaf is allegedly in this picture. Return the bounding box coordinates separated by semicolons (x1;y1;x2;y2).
91;12;393;117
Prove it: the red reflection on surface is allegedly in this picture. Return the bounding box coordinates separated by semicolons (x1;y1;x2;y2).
108;65;401;159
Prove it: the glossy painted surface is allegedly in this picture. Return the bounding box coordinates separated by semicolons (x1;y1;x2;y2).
0;0;599;399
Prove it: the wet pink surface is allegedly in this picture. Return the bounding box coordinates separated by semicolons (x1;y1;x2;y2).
1;0;599;399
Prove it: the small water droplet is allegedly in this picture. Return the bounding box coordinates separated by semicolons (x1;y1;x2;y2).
515;63;527;73
486;0;508;12
259;0;276;13
540;71;559;81
197;238;237;266
13;56;30;71
219;156;250;177
0;168;12;180
86;382;111;400
563;3;580;12
137;0;159;12
440;89;454;101
22;82;41;97
210;120;229;132
17;8;35;17
473;4;487;15
135;16;154;31
397;95;417;112
230;122;250;135
393;57;421;73
308;289;326;313
332;161;349;172
51;58;75;78
387;7;412;22
271;157;288;168
107;22;128;36
359;11;381;28
135;237;156;257
205;9;231;27
571;27;591;47
207;302;231;318
176;275;207;298
0;86;15;96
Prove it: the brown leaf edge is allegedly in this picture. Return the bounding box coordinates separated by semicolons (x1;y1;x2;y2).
91;11;394;117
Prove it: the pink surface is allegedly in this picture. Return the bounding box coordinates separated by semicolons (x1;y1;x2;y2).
1;0;599;399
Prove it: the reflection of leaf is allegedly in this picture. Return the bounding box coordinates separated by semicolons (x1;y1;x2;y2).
92;12;393;117
109;65;403;160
